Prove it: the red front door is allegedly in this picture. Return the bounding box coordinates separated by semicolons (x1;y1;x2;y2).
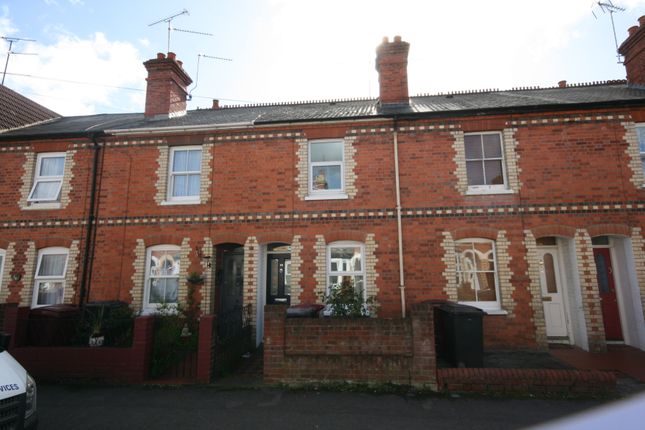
593;248;623;341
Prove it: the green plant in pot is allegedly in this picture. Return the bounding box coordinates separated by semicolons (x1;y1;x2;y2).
88;306;105;347
323;277;374;317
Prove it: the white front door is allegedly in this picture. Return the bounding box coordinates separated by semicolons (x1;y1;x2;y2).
538;247;568;338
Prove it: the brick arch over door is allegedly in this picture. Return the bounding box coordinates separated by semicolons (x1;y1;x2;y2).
587;224;631;238
210;232;248;246
452;226;498;241
531;225;576;239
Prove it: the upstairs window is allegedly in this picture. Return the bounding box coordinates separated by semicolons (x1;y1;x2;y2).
144;245;180;311
455;239;501;311
168;147;202;202
28;153;65;203
464;132;507;193
309;140;345;197
636;124;645;176
32;247;69;308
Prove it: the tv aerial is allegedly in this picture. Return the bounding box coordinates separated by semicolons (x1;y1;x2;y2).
1;36;37;86
188;53;233;99
148;9;213;53
592;1;626;63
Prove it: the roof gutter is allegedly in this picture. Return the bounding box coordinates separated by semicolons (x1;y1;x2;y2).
105;121;255;136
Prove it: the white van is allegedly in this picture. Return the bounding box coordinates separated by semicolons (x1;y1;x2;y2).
0;334;37;429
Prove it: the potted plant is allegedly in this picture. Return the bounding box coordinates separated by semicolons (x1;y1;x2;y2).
88;306;105;347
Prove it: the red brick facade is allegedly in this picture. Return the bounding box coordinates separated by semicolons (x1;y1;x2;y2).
1;24;645;358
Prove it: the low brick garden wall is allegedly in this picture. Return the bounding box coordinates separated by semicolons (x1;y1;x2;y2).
438;368;616;396
263;302;437;389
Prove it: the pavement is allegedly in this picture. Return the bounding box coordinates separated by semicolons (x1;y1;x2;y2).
38;384;610;430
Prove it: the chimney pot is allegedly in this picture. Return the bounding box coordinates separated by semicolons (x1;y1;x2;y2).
156;52;165;60
619;18;645;86
382;36;389;43
167;52;176;60
394;35;402;43
212;99;220;109
558;80;567;88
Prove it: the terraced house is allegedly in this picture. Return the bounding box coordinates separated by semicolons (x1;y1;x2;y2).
1;18;645;366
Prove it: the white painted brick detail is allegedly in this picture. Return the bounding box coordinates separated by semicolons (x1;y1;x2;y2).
440;232;459;301
63;240;80;304
344;135;358;198
200;237;214;314
622;122;645;188
243;236;259;330
154;146;169;205
502;128;522;191
523;230;548;347
289;235;303;305
178;238;191;305
313;235;327;300
629;227;645;320
365;233;379;316
574;229;606;350
450;132;469;194
59;150;76;208
19;242;36;307
295;139;309;200
0;243;16;303
199;143;213;203
18;152;36;209
130;239;146;309
496;230;516;315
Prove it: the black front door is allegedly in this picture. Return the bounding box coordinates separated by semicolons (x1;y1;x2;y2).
267;253;291;305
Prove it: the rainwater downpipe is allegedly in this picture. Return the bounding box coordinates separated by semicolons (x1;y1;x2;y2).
392;122;406;318
79;133;101;308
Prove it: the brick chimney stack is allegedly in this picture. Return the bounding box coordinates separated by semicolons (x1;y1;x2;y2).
143;52;193;120
375;36;410;106
618;16;645;87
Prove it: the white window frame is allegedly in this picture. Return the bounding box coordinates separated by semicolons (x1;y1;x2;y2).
455;238;502;312
326;241;366;303
307;139;347;200
27;152;66;203
167;146;202;203
464;132;509;195
143;244;181;313
31;247;69;309
636;124;645;180
0;249;5;290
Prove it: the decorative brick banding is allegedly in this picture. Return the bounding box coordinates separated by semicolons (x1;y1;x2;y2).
523;230;548;348
0;243;16;303
289;235;303;305
622;122;644;188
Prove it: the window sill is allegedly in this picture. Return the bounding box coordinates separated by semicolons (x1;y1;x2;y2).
23;202;62;210
305;193;349;201
466;188;514;196
160;200;201;206
484;309;508;316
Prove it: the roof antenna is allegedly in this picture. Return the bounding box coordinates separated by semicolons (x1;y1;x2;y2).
148;9;213;53
592;1;626;63
1;36;37;86
188;53;233;100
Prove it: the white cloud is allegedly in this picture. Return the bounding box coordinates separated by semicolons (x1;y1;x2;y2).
0;5;16;35
43;0;59;6
138;38;150;47
68;0;84;5
6;31;145;115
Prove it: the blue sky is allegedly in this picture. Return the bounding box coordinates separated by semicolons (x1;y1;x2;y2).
1;0;644;116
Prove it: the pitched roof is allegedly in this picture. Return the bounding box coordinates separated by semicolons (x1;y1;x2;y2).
1;82;644;140
0;85;60;132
